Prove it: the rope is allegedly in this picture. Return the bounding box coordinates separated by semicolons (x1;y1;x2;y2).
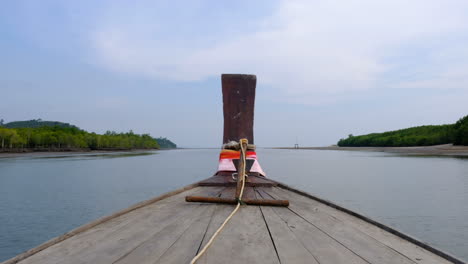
190;139;248;264
222;140;256;151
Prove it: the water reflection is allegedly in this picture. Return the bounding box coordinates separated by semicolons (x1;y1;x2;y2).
33;151;158;160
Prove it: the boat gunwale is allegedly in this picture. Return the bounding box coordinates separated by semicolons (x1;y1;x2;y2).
274;181;466;264
1;182;201;264
3;178;465;264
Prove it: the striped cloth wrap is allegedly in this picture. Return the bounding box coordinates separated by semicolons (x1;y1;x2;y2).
217;149;266;176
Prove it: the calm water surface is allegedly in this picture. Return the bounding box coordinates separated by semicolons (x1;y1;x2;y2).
0;149;467;261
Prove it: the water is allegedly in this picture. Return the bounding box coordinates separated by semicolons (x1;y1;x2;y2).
0;149;467;262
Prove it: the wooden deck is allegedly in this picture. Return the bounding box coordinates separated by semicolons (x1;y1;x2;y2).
3;179;463;264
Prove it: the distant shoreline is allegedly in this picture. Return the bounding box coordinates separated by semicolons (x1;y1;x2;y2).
274;144;468;156
0;149;164;158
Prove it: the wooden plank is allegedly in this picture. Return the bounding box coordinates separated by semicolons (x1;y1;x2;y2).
253;188;319;264
198;175;277;187
275;183;463;264
113;205;214;264
17;187;223;264
327;212;456;264
4;182;205;264
186;186;289;206
264;187;416;264
240;186;257;200
82;188;222;264
154;205;218;264
217;186;258;200
218;186;239;198
17;187;205;264
269;187;454;264
256;190;368;264
196;204;281;264
12;182;458;264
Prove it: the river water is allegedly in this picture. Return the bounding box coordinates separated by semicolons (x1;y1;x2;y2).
0;149;467;262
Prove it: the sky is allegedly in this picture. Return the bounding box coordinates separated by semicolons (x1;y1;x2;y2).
1;0;468;148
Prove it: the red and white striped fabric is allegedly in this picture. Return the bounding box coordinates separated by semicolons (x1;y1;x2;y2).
217;149;266;176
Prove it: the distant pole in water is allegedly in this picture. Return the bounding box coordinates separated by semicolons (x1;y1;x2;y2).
222;74;256;144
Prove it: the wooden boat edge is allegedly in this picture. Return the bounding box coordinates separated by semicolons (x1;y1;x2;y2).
274;180;466;264
1;181;202;264
3;178;465;264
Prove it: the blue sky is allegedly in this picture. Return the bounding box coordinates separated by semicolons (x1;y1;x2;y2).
1;0;468;147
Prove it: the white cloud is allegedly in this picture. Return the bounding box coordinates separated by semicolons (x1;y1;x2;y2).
90;0;468;104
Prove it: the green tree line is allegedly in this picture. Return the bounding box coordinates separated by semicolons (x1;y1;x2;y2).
3;119;78;129
0;125;160;151
338;115;468;147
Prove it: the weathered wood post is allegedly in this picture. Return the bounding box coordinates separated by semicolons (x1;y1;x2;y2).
221;74;256;144
186;74;289;207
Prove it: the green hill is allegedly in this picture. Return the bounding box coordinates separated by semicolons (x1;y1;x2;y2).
0;119;177;151
338;115;468;147
155;137;177;149
4;119;78;129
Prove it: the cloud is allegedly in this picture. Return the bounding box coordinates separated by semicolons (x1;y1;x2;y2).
89;0;468;104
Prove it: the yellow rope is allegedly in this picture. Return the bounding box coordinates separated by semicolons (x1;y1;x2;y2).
190;139;248;264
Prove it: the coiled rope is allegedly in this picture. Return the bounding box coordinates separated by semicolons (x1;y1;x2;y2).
190;139;248;264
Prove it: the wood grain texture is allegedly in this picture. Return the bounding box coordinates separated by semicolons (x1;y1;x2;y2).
154;205;218;264
14;187;223;264
253;188;319;264
7;184;463;264
222;74;256;144
112;205;213;264
196;204;280;264
198;175;277;187
275;182;464;264
264;187;416;264
269;186;455;264
258;188;368;264
2;182;204;264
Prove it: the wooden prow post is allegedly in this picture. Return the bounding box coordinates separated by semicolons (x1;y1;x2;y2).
222;74;256;144
186;74;289;207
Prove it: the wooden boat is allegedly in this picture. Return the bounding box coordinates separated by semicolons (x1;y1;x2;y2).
3;74;464;264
